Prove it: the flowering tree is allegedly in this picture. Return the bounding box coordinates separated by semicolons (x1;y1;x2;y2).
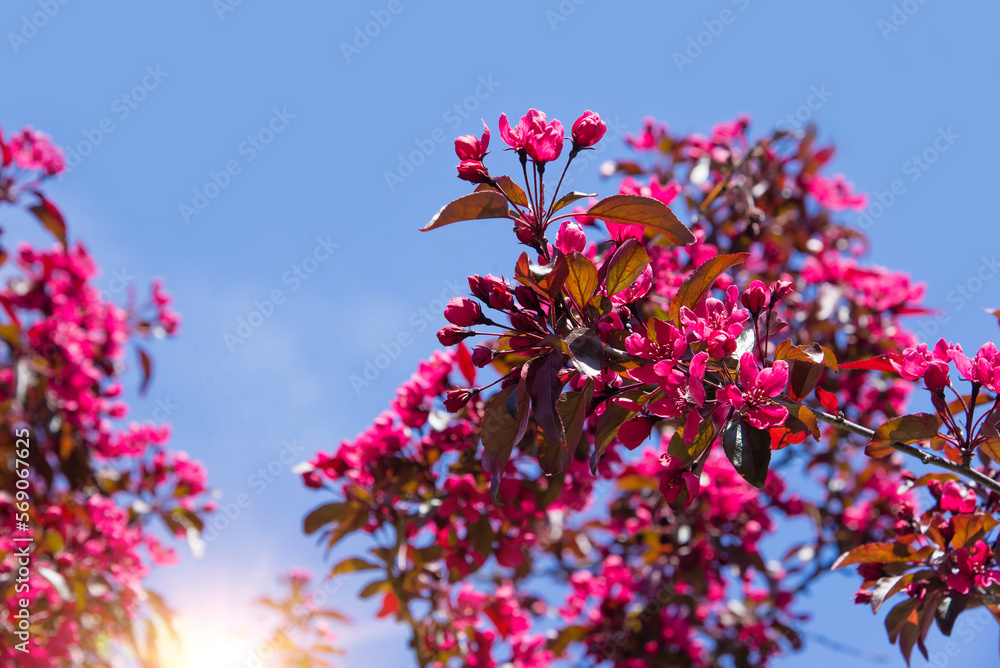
300;109;1000;666
0;125;214;666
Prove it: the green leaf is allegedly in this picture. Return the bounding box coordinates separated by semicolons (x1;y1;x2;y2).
551;191;597;214
329;557;380;577
421;191;509;231
604;238;650;297
476;175;528;207
870;413;940;449
669;253;750;323
721;419;771;488
831;542;936;570
303;502;353;535
586;194;695;246
564;252;599;310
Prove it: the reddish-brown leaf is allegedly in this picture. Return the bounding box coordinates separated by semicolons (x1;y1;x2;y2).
669;253;750;323
586;194;695;246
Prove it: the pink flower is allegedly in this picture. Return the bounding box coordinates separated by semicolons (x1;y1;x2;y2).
679;285;750;359
940;480;976;514
571;110;607;150
625;319;687;385
946;541;1000;595
648;352;709;443
806;173;868;212
455;121;490;161
952;342;1000;393
526;118;564;165
499;111;529;151
718;353;789;430
658;453;700;508
891;341;953;391
9;127;65;175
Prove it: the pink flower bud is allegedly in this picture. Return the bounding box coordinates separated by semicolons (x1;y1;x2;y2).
555;220;586;254
437;325;475;346
769;279;794;306
740;280;770;313
454;120;490;161
444;297;484;327
571;110;607;149
456;160;490;184
471;346;494;368
444;388;475;413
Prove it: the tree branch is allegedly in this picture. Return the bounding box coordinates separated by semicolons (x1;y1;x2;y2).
776;397;1000;496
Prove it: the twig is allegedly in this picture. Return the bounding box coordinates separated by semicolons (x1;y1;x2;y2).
776;397;1000;496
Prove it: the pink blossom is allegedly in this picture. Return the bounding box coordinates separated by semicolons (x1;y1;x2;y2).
526;118;564;164
806;173;868;211
455;120;490;161
946;541;1000;595
940;480;976;514
679;285;750;359
659;453;700;508
648;351;709;442
718;354;789;430
952;341;1000;393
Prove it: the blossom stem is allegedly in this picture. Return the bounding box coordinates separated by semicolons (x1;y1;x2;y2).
543;154;575;222
775;397;1000;496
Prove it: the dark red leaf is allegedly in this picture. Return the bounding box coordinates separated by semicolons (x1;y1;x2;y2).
669;253;750;323
422;191;509;231
586;194;696;246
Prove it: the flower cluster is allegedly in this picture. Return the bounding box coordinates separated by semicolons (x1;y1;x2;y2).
0;124;213;665
304;110;1000;666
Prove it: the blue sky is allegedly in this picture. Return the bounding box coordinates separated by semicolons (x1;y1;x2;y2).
2;0;999;665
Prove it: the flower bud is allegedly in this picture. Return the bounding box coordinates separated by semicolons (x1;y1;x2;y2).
454;120;490;161
514;285;541;312
437;325;475;346
444;388;475;413
471;346;494;368
740;280;770;314
769;279;794;306
571;110;607;150
444;297;484;327
457;160;490;184
555;220;586;254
